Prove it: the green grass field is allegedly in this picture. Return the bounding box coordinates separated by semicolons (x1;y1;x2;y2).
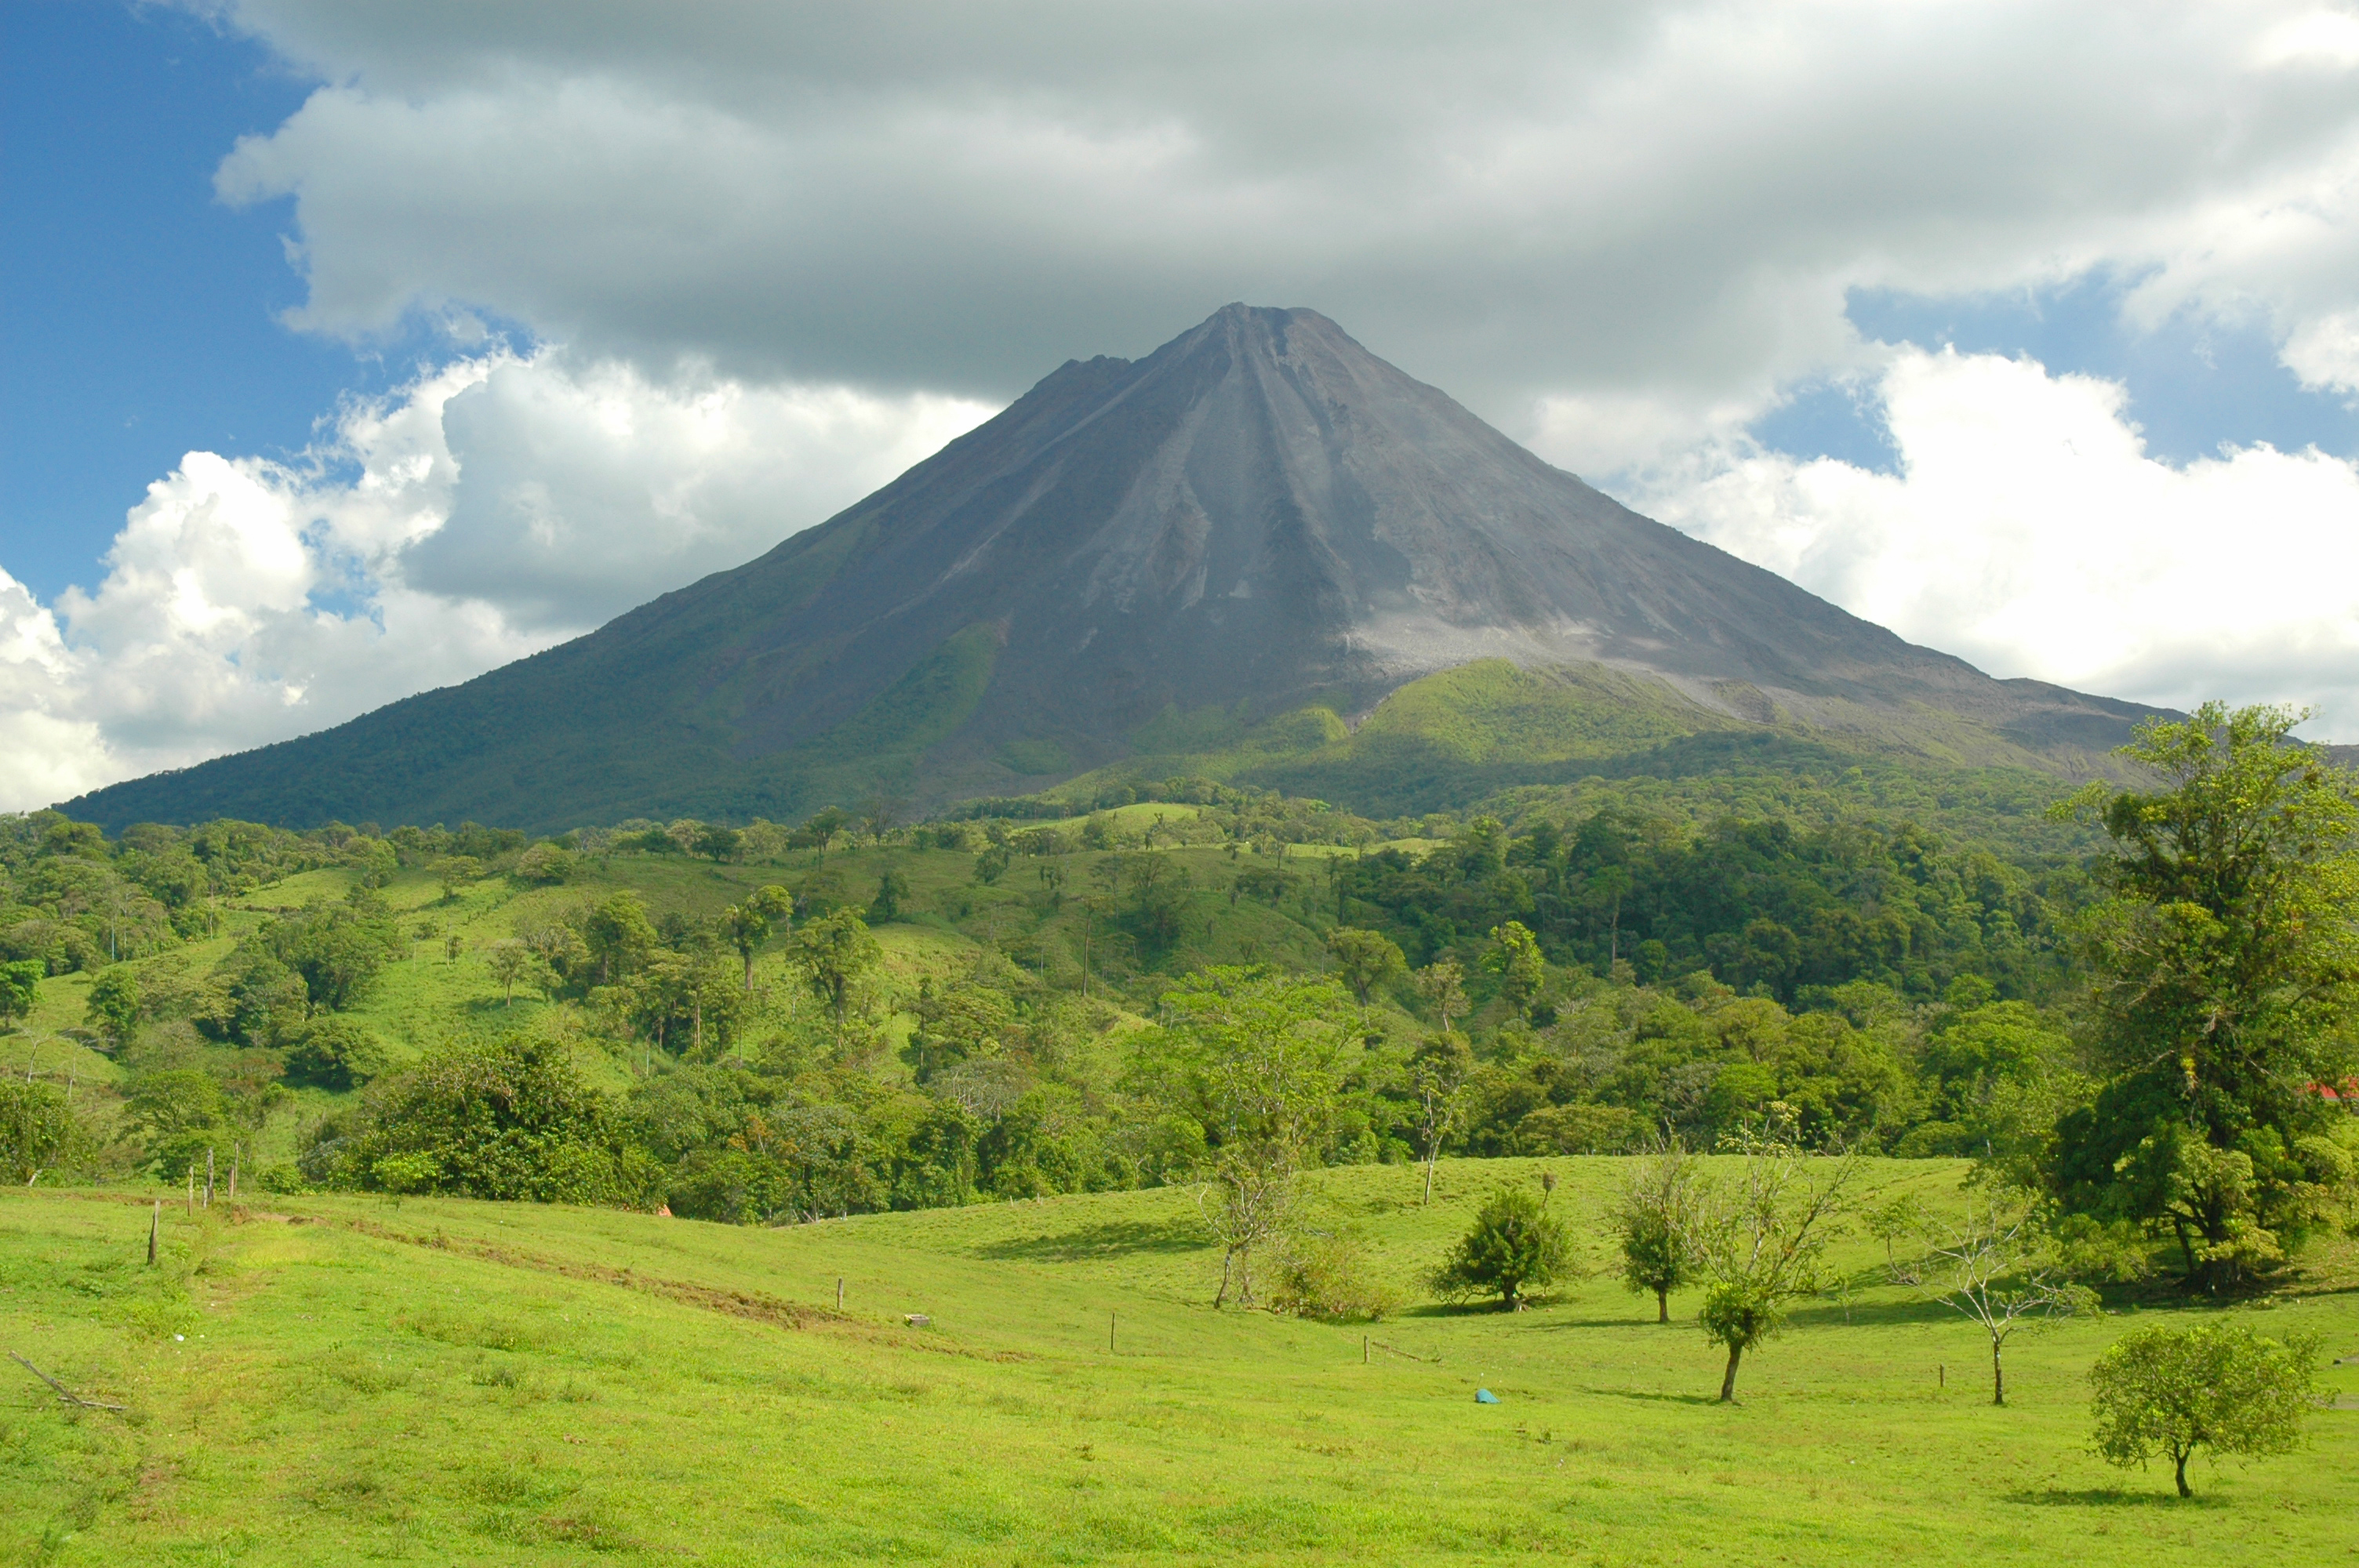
5;1158;2354;1566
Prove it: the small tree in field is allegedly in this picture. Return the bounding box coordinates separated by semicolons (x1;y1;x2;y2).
1696;1113;1859;1402
485;940;535;1007
1430;1172;1570;1311
722;884;794;990
1921;1198;2094;1404
1410;1030;1474;1206
2089;1322;2317;1497
1612;1138;1703;1323
1158;969;1354;1308
434;856;483;903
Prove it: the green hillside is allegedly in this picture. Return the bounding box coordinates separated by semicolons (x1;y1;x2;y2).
5;1167;2355;1566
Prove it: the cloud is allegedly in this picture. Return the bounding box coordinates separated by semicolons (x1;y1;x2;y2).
0;353;992;811
1640;346;2359;733
204;0;2359;448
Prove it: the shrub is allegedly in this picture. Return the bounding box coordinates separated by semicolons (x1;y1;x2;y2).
513;843;579;884
281;1015;389;1091
324;1034;663;1208
0;1080;85;1184
1430;1175;1570;1310
1267;1229;1398;1322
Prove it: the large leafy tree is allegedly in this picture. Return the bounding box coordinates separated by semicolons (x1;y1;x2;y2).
793;907;882;1043
2051;703;2359;1290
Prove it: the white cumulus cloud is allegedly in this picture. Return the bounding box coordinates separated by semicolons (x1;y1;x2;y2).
201;0;2359;442
1641;347;2359;733
0;353;991;811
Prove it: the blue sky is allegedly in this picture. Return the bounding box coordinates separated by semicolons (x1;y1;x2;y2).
3;1;2357;807
2;2;365;600
1757;274;2359;477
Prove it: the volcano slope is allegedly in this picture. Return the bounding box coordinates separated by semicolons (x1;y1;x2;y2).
5;1168;2356;1566
64;305;2156;833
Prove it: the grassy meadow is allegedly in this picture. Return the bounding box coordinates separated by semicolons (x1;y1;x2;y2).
5;1156;2355;1566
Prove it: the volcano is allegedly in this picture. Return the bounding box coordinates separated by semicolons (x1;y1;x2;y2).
64;304;2154;832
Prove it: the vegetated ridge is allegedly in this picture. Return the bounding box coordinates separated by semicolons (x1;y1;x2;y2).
63;305;2161;833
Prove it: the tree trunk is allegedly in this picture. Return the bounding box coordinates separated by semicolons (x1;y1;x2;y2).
1718;1343;1743;1403
1990;1337;2005;1406
1656;1288;1670;1324
2173;1450;2191;1498
1423;1144;1438;1206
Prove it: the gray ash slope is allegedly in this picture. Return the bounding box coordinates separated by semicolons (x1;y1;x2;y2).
64;304;2156;832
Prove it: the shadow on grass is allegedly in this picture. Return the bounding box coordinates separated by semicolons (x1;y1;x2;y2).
2005;1487;2219;1509
1597;1388;1720;1406
1398;1300;1518;1319
970;1220;1206;1262
1785;1298;1959;1329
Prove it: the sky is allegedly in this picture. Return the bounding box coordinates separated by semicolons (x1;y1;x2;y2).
4;0;2357;811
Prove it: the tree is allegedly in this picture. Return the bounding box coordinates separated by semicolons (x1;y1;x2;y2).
1415;959;1467;1037
85;964;141;1047
123;1068;231;1178
2089;1323;2317;1497
434;856;484;902
583;892;659;985
722;885;794;989
1695;1114;1859;1402
792;908;882;1044
694;823;742;863
1483;920;1546;1017
1430;1172;1569;1310
1612;1139;1704;1323
1409;1029;1474;1205
1158;969;1354;1307
2053;702;2359;1291
798;806;851;862
485;939;536;1007
1325;927;1405;1008
869;869;910;924
860;793;907;846
0;1081;83;1185
0;960;41;1029
1920;1198;2093;1404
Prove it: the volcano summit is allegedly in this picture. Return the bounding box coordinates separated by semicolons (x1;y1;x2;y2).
65;305;2154;831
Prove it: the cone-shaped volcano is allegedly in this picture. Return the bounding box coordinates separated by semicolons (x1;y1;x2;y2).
64;304;2153;831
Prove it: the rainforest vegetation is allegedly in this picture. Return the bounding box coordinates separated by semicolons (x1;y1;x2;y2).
5;704;2354;1301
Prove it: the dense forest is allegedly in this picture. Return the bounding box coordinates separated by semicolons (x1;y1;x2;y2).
5;705;2354;1294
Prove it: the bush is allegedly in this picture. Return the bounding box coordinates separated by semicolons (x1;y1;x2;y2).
1267;1229;1398;1322
513;843;579;884
323;1034;663;1208
0;1080;85;1183
253;1161;307;1195
281;1015;389;1090
1429;1176;1571;1310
